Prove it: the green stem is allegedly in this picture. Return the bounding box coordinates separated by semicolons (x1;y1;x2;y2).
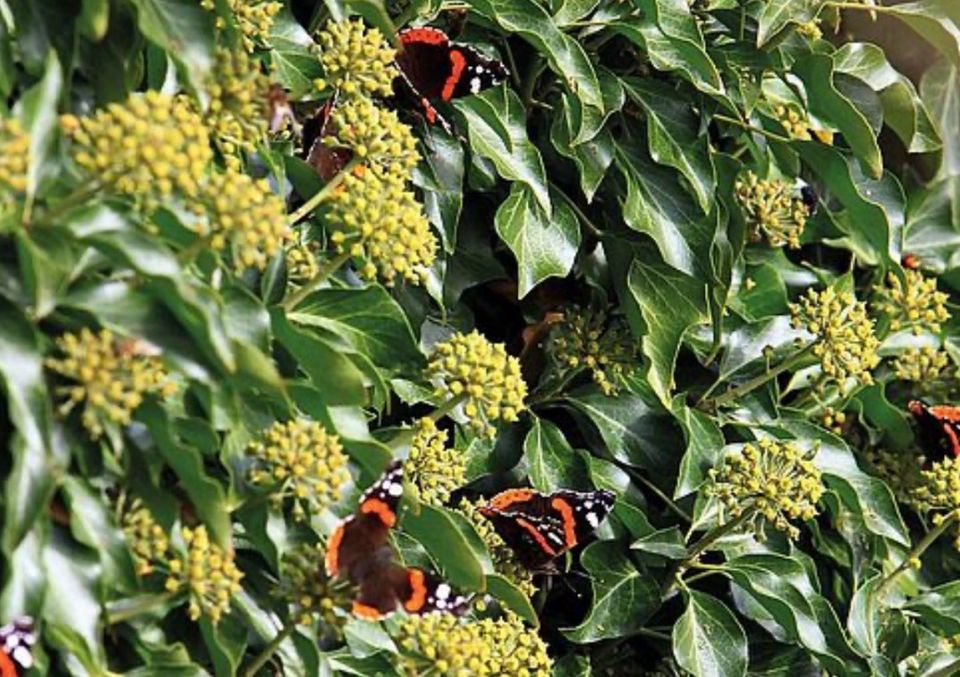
876;513;958;599
684;568;728;586
550;182;603;238
281;250;351;311
714;113;794;145
624;467;692;523
287;158;361;226
521;58;547;110
826;1;895;13
242;622;298;677
705;343;816;409
662;509;755;598
30;181;102;227
106;592;178;625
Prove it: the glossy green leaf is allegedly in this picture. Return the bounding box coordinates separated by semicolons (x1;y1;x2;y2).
673;590;748;677
485;574;539;626
401;504;485;590
881;1;960;67
268;8;324;98
524;416;590;491
17;50;62;208
129;0;214;88
757;0;826;47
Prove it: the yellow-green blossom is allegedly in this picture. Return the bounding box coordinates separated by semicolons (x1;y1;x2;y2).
873;269;951;336
277;543;353;630
0;119;29;202
774;104;812;141
198;168;291;271
206;45;270;156
457;498;535;597
315;19;398;99
327;164;437;285
863;446;922;507
708;438;824;540
404;417;465;507
426;331;527;438
790;288;881;391
45;329;177;439
286;241;321;285
247;419;351;521
546;307;637;396
395;612;551;677
734;171;808;249
893;347;950;382
819;406;846;436
913;458;960;550
67;92;212;206
324;98;419;171
121;500;171;577
164;526;244;624
202;0;282;53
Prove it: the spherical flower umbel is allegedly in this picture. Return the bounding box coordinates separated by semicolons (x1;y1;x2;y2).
247;419;351;521
458;498;535;597
315;19;398;99
774;104;812;141
325;98;420;172
708;438;824;540
734;171;808;249
121;500;171;577
0;118;30;201
893;346;950;382
873;269;951;336
327;164;437;285
198;168;291;271
790;288;881;391
913;457;960;550
45;329;177;439
395;612;551;677
206;46;270;156
202;0;282;53
276;543;353;630
164;525;244;624
286;241;321;286
546;306;637;396
404;418;465;507
68;92;212;207
426;330;527;438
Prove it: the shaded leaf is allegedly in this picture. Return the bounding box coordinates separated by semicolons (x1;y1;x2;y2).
673;590;748;677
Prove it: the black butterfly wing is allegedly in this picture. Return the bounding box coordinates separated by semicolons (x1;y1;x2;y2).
910;400;960;463
302;97;353;182
480;509;560;570
446;45;509;100
550;489;616;545
396;28;454;100
0;618;35;676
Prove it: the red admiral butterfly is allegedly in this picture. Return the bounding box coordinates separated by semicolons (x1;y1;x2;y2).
909;400;960;463
325;461;469;619
303;96;351;182
395;27;509;129
479;488;616;570
0;618;35;677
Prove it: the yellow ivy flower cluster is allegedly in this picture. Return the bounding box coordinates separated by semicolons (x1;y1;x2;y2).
395;612;551;677
206;46;269;158
247;419;351;521
327;164;437;285
164;526;244;624
734;171;808;249
285;241;321;285
202;0;282;53
314;19;399;98
893;346;950;382
404;418;465;507
913;458;960;550
121;500;171;577
790;288;881;391
45;329;177;439
708;438;824;540
427;331;527;438
820;406;847;436
277;543;353;630
873;269;951;336
67;92;212;207
325;98;420;171
0;118;29;201
863;446;922;507
198;168;291;271
774;104;812;141
546;307;637;396
457;498;535;597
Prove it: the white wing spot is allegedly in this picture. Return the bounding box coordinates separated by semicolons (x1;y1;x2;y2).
387;482;403;497
436;583;451;599
470;77;482;93
586;512;599;528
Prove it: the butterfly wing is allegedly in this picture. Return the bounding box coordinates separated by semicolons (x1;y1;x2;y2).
550;489;616;546
0;618;35;677
445;45;509;100
909;400;960;463
302;97;353;182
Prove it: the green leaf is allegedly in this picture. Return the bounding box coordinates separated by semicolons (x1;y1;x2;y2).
622;78;716;212
793;53;883;179
268;8;324;98
626;248;709;405
672;399;724;498
129;0;215;89
524;416;590;491
921;59;960;180
454;86;551;214
904;580;960;637
401;504;485;591
494;184;580;298
563;540;660;643
78;0;109;40
415;126;465;252
0;298;56;555
288;286;423;372
16;50;62;208
631;527;687;559
757;0;826;47
848;574;884;656
485;574;539;626
673;590;748;677
881;1;960;67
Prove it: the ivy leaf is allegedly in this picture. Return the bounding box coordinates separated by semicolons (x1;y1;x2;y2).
494;184;580;298
921;59;960;181
563;540;660;642
757;0;826;47
881;1;960;67
848;574;884;656
672;590;748;677
268;8;324;98
524;416;591;491
16;50;62;208
627;248;709;406
128;0;214;88
455;86;551;214
401;504;485;591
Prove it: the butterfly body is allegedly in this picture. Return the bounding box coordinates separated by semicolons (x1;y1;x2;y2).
909;400;960;463
479;488;615;570
325;461;468;619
